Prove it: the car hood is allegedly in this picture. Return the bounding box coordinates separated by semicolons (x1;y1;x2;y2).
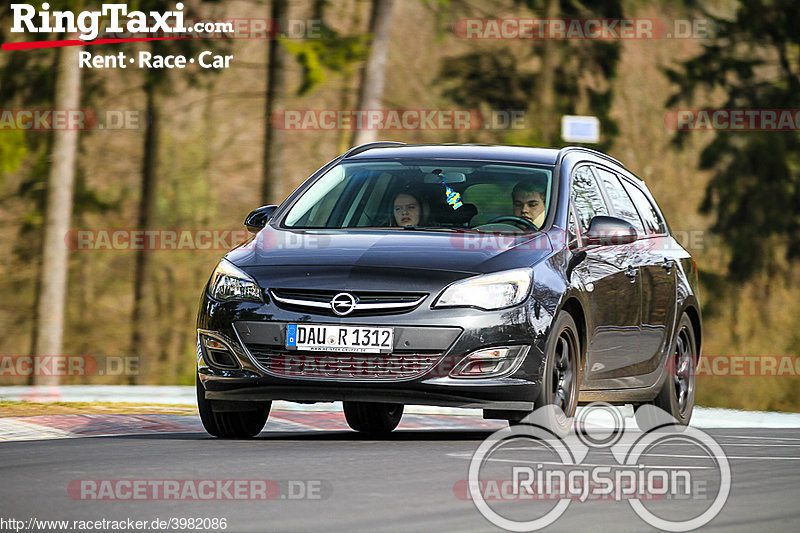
225;227;553;275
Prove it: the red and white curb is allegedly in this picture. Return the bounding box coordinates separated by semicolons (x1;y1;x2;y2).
1;386;799;442
0;411;507;442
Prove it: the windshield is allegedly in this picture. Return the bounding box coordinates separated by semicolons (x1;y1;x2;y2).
282;159;555;233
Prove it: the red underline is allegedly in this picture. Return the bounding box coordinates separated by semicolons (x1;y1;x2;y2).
2;37;189;51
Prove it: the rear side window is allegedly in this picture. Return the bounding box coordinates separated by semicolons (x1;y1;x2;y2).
621;180;668;235
571;165;609;232
593;166;644;234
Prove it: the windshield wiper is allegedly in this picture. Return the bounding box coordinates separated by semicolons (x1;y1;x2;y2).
400;225;459;233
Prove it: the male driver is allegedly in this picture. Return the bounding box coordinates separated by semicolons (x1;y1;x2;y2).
512;180;546;229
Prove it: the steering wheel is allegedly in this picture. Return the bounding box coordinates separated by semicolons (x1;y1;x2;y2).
485;215;539;230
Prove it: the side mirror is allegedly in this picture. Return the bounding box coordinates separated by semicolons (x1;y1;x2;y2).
585;216;637;246
244;205;277;233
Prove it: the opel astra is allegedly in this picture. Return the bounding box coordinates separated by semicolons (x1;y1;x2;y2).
196;143;702;437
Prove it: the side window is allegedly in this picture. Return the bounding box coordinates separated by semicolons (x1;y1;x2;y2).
567;208;581;248
571;165;609;233
621;180;667;235
593;166;645;234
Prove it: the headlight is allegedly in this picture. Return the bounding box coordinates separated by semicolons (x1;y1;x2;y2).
434;268;532;310
208;259;262;302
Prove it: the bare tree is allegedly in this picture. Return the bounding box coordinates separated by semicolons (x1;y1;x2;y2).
352;0;395;146
262;0;289;204
128;80;161;384
537;0;558;144
31;43;83;386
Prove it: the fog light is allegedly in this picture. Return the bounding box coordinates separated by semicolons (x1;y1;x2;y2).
203;337;227;351
450;346;529;378
198;331;239;369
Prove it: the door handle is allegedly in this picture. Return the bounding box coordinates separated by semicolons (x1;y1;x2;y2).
624;265;637;282
661;257;673;274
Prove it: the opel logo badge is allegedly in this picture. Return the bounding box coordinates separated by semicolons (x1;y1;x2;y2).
330;292;357;316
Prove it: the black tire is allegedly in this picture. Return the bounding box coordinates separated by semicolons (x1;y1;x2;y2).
635;313;697;431
196;376;270;438
513;311;581;436
343;401;403;436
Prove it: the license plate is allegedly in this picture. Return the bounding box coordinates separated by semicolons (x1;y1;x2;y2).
286;324;394;354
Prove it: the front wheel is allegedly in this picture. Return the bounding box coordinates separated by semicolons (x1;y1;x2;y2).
197;376;270;438
513;311;581;436
343;402;403;436
635;313;697;431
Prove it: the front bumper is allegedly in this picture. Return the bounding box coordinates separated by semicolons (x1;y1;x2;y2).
196;291;553;411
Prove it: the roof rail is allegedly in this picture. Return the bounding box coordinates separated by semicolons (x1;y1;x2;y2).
560;146;624;168
342;141;406;159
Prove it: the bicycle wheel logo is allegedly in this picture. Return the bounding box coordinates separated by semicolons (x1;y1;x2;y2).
467;403;731;532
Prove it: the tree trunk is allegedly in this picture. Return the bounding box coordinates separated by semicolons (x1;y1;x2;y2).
128;82;161;384
337;0;368;154
537;0;558;146
262;0;289;205
31;43;83;386
352;0;396;146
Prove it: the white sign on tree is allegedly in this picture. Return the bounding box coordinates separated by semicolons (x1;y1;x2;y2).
561;115;600;143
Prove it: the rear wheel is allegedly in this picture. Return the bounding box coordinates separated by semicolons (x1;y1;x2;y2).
635;313;697;431
197;376;270;438
343;401;403;436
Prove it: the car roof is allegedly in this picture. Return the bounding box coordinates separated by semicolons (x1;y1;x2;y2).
344;143;561;165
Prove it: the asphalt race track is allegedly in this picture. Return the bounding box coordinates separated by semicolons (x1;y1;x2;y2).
1;411;799;532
